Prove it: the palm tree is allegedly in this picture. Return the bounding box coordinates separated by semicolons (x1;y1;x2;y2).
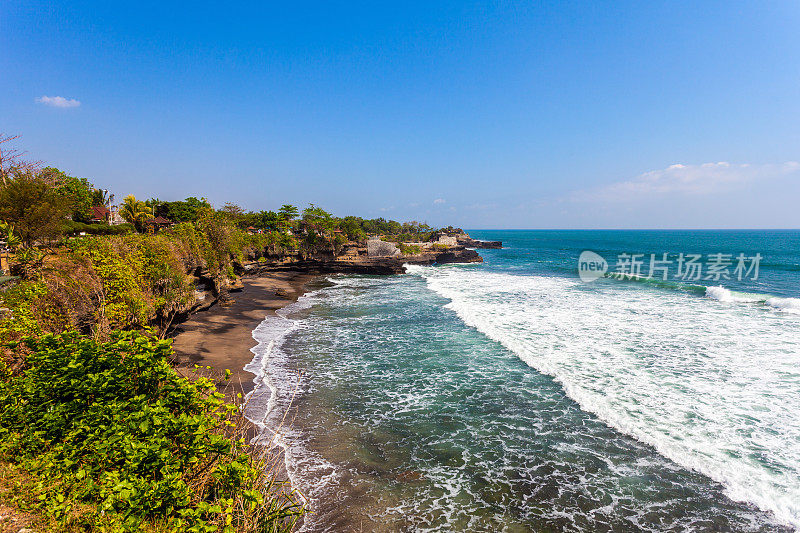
119;194;151;230
92;188;115;208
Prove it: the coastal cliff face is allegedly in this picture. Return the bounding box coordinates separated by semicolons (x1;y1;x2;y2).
0;231;490;343
243;246;483;276
454;232;503;249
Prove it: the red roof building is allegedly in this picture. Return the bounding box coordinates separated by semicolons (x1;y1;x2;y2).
90;206;111;223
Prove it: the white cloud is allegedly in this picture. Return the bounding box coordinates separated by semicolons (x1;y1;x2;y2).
576;161;800;202
36;95;81;108
433;198;446;204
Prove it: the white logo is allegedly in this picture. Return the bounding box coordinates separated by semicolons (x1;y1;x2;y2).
578;250;607;282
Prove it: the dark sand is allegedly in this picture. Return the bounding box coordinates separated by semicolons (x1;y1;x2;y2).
170;270;318;398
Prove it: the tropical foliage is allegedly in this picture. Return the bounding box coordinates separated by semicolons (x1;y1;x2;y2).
0;220;21;249
119;194;152;229
157;197;212;223
42;167;95;223
0;331;304;532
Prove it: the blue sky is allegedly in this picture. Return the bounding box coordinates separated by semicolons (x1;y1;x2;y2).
2;1;799;228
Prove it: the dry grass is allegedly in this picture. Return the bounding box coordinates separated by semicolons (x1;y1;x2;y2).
191;366;308;533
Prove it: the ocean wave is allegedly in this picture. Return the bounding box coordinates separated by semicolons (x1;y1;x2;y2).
408;264;800;529
704;285;765;303
242;288;347;532
765;297;800;314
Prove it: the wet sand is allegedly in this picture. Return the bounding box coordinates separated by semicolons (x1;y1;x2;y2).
170;270;318;398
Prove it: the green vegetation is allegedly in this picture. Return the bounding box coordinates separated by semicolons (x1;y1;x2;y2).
398;243;422;255
277;205;298;223
0;171;69;247
120;194;153;229
64;221;135;236
0;331;303;532
43;167;95;223
0;134;455;530
156;197;213;223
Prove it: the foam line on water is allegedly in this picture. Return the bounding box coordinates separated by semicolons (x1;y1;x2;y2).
241;291;322;508
765;297;800;314
406;264;800;528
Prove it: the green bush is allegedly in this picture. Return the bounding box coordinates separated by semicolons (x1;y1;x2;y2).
0;280;48;342
398;243;422;255
68;238;150;328
64;221;135;236
65;235;194;332
0;331;303;531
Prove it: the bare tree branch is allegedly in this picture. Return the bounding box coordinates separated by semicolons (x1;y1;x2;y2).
0;133;42;185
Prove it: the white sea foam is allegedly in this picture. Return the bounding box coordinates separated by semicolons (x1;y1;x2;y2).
705;285;738;302
242;288;345;532
406;264;800;529
766;297;800;314
705;285;767;304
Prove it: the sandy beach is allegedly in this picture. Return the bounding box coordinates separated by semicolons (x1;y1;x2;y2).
170;270;318;398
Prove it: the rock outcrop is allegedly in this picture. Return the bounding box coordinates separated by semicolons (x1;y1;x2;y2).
455;234;502;249
433;230;502;249
180;234;487;319
243;246;482;276
367;237;400;257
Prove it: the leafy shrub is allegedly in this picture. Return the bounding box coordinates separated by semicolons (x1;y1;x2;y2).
0;280;48;341
65;235;194;333
64;221;135;236
0;331;303;531
170;216;244;278
398;243;422;255
68;238;150;329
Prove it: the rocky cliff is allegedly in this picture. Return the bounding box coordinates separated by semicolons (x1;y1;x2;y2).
455;234;502;249
243;245;482;276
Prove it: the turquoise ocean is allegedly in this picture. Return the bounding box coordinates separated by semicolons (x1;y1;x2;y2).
244;230;800;532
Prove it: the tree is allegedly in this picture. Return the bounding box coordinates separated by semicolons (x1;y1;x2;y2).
339;216;367;241
92;188;115;207
158;197;211;223
259;211;282;231
40;167;94;223
278;204;298;222
144;198;161;214
0;172;69;247
119;195;151;230
302;205;334;229
301;204;336;247
220;202;245;220
0;133;41;186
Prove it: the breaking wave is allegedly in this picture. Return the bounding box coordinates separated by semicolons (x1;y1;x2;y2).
407;264;800;528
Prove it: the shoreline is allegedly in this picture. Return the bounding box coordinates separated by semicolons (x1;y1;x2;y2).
170;270;320;399
168;241;486;395
166;255;799;532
